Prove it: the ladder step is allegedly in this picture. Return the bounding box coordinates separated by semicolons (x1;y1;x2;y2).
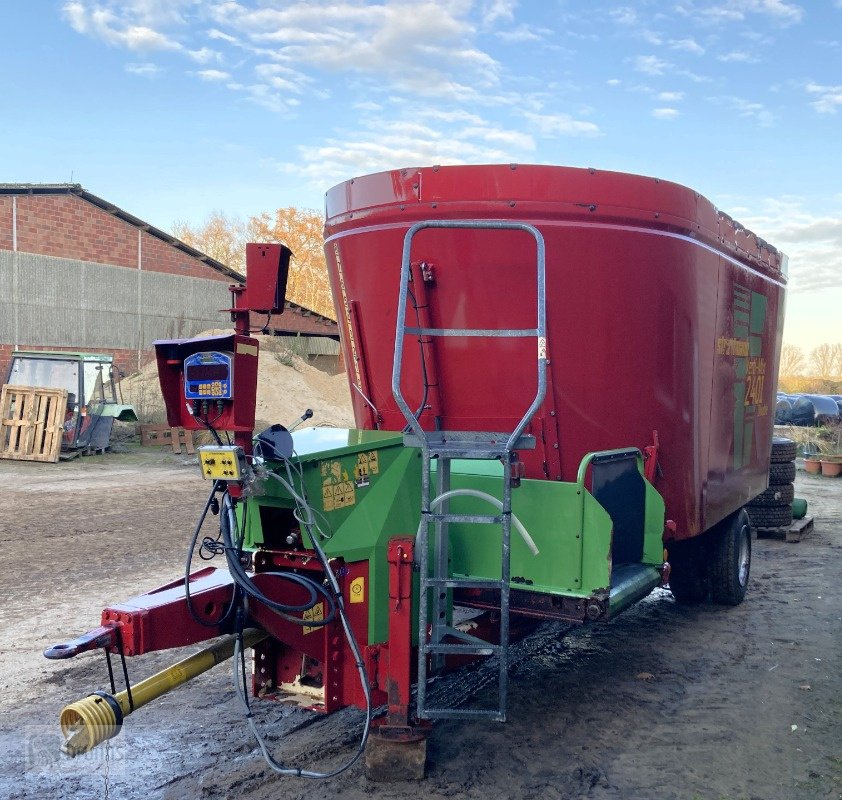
427;624;497;648
427;512;503;525
419;708;506;722
403;325;538;339
423;642;501;656
425;577;504;590
404;431;536;455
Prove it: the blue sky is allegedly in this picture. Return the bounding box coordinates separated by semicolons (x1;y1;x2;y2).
1;1;840;354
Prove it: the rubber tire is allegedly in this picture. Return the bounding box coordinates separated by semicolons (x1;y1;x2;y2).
749;483;795;507
668;539;708;605
746;503;793;529
768;461;796;485
710;509;752;605
770;437;797;463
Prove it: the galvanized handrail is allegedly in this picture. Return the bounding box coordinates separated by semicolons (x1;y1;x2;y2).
392;219;548;723
391;219;547;452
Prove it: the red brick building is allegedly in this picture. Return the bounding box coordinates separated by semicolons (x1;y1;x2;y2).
0;184;338;378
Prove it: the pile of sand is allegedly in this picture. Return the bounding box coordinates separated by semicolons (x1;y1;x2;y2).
120;331;354;431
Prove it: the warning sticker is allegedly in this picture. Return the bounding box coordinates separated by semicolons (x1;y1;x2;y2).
303;603;324;635
353;450;380;486
349;577;365;604
320;459;356;512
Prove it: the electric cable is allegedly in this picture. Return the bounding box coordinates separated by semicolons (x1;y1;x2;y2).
182;435;371;778
184;479;241;628
230;465;372;779
400;284;433;432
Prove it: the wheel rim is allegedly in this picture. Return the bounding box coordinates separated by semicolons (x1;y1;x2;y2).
737;525;750;587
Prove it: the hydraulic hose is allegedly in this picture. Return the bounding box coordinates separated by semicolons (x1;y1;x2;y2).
418;488;539;557
220;493;337;625
59;629;266;757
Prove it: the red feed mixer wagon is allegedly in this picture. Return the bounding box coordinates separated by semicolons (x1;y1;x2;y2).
44;164;786;782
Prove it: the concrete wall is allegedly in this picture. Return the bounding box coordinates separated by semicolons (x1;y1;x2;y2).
0;250;231;377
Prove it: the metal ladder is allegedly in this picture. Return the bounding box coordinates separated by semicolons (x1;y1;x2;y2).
391;220;547;721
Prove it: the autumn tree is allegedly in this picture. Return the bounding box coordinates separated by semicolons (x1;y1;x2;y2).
778;343;805;376
171;207;335;320
248;208;334;320
171;212;248;274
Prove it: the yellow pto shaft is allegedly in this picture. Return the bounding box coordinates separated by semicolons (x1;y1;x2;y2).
59;628;266;756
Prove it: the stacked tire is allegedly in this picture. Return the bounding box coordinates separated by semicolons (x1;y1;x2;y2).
746;436;796;530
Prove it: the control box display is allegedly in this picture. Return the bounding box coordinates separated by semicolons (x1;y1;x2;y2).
155;333;258;433
184;351;234;400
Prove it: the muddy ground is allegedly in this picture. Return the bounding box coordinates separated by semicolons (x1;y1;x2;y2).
0;447;839;800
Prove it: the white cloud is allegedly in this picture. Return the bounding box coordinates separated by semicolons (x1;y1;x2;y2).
496;24;552;43
63;2;183;51
482;0;517;26
718;50;759;62
524;111;601;137
195;69;231;82
669;38;705;54
608;8;661;43
633;55;670;75
711;95;775;126
652;107;680;119
675;0;803;25
207;28;239;44
188;47;222;64
658;91;684;101
207;1;503;102
607;78;621;87
125;62;162;77
353;100;383;112
739;198;842;292
277;113;537;188
610;7;638;25
806;82;842;114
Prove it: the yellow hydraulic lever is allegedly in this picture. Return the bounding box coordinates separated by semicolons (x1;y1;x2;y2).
59;628;267;756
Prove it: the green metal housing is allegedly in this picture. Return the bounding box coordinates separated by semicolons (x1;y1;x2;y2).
242;429;665;642
242;428;422;645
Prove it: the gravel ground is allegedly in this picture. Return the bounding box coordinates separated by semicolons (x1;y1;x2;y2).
0;449;839;800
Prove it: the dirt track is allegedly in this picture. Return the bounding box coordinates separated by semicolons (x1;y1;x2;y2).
1;449;839;800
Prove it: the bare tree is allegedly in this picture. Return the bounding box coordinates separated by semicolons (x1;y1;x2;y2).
809;342;842;378
778;343;805;376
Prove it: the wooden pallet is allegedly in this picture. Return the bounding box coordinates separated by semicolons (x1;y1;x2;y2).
139;424;195;454
756;516;814;543
0;384;68;463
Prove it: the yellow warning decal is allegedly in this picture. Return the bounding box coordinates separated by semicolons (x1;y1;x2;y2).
320;460;356;511
303;603;324;635
353;450;380;481
349;577;365;604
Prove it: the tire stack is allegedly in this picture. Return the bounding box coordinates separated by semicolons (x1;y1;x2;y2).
746;436;796;530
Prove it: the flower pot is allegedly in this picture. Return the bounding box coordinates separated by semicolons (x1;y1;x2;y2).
820;459;842;477
804;458;821;475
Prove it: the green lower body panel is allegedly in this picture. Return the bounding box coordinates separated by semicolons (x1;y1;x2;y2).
437;453;666;621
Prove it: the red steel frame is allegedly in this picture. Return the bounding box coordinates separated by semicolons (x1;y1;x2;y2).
48;539;420;723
